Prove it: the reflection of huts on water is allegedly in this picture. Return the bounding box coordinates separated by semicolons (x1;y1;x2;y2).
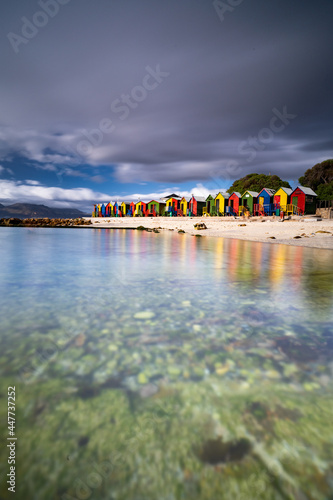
188;195;206;216
253;188;276;216
226;192;241;216
239;191;259;215
215;192;230;215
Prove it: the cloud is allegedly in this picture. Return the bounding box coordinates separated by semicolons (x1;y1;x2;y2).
0;164;14;176
0;179;217;211
0;179;112;208
0;0;332;187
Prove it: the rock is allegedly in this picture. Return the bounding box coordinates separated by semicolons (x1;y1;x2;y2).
194;223;207;230
178;229;185;233
137;373;148;384
134;311;156;320
238;224;246;227
267;236;276;239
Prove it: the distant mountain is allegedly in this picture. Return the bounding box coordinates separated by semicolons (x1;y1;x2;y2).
0;203;90;219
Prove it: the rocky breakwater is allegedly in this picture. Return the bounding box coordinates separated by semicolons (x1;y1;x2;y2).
0;218;92;227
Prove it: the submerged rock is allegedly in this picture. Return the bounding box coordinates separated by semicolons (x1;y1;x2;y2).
134;311;156;320
198;437;251;465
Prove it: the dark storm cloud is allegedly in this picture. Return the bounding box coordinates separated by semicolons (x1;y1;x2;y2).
0;0;332;193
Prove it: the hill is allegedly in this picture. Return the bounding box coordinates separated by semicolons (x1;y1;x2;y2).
0;203;89;219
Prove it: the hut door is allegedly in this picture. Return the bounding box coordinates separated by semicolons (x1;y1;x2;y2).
216;199;219;213
275;195;280;206
259;197;264;206
293;196;298;206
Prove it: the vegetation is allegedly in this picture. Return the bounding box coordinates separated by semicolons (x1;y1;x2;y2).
227;173;291;195
298;159;333;200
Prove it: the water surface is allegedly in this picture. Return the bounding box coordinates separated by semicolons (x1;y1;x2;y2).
0;228;332;500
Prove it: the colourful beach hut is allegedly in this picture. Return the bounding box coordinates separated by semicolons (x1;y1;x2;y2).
135;201;147;216
129;202;136;216
254;188;276;216
215;192;230;215
188;195;206;216
290;186;317;215
165;196;182;216
120;201;131;216
239;191;259;215
273;187;292;214
226;192;241;216
180;197;190;216
204;194;218;216
147;200;166;216
113;201;123;217
105;202;114;217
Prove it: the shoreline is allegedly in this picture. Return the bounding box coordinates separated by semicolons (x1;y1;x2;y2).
82;216;333;250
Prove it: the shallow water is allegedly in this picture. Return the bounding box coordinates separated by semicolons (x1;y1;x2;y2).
0;227;332;500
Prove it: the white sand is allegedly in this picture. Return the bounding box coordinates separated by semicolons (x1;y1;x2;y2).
83;216;333;249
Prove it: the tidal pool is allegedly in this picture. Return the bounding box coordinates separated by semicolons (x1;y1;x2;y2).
0;227;332;500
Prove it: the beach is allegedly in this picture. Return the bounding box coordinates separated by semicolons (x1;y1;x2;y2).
84;216;333;249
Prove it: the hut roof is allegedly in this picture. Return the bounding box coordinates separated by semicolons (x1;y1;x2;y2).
295;186;317;196
259;188;275;196
180;196;191;202
148;199;165;204
230;192;241;198
206;193;218;200
161;193;181;201
243;190;259;197
191;195;206;202
276;187;292;195
215;191;230;199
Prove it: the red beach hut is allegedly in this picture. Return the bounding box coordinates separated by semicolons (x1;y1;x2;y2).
290;186;317;215
227;192;241;216
188;195;206;216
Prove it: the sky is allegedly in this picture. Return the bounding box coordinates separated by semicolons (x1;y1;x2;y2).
0;0;332;212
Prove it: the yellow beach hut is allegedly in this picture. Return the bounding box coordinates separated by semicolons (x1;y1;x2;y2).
215;192;230;215
120;201;131;216
135;201;147;216
180;197;190;216
273;187;292;214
